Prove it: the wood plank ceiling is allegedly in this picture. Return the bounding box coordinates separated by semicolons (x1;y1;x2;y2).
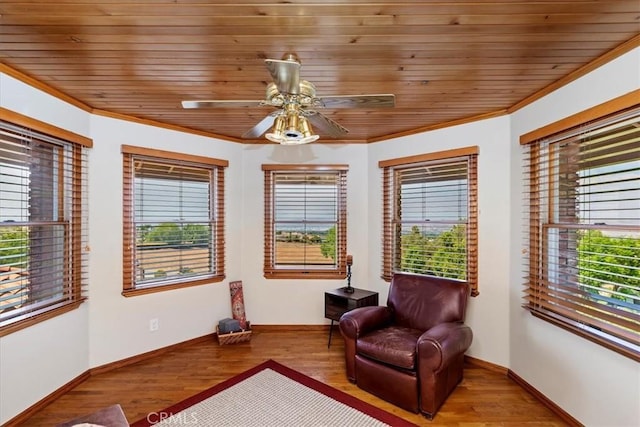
1;1;639;144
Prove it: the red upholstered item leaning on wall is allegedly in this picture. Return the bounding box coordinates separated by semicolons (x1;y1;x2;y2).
229;280;247;329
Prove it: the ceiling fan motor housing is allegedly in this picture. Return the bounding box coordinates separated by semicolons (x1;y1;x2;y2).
265;80;316;107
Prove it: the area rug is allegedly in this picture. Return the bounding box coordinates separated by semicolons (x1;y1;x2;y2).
131;359;417;426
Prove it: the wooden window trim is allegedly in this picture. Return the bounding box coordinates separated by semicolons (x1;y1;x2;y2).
0;110;89;336
121;146;227;296
121;144;228;167
523;99;640;362
0;107;93;147
519;89;639;146
380;147;479;296
378;146;479;168
262;164;348;280
262;164;349;171
0;301;84;337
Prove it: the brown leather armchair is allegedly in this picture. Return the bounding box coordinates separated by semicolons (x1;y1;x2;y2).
339;272;473;419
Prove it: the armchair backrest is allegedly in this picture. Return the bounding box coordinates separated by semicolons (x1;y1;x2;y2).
387;273;470;331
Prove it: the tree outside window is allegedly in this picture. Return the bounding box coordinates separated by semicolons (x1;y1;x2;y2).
122;146;227;296
380;147;479;296
523;101;639;361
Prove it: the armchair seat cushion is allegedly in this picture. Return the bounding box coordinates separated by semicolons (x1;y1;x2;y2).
358;326;422;370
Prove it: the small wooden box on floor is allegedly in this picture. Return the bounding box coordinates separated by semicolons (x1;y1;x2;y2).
216;326;252;345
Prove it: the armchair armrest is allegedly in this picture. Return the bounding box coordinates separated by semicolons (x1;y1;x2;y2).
339;306;393;339
339;305;393;382
417;322;473;371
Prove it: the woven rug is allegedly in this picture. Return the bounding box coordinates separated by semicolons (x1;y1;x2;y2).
131;359;417;427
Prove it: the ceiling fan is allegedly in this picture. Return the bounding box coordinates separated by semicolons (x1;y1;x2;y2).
181;53;395;144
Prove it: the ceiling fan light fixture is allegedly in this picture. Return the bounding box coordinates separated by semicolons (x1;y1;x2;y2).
266;112;319;145
297;117;320;144
297;135;321;145
265;115;287;143
265;133;288;144
284;111;302;138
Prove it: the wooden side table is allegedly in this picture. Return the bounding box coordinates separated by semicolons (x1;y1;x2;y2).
324;287;379;347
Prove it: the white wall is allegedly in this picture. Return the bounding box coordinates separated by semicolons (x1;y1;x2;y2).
239;143;372;324
87;115;244;368
0;74;91;423
509;48;640;427
0;73;246;423
367;117;513;367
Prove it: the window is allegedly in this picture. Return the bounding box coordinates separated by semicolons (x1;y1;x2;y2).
522;95;639;361
263;164;348;279
380;147;478;296
0;108;90;336
122;145;227;296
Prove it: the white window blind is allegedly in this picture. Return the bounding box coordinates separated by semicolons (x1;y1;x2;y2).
381;148;478;295
0;119;88;334
122;146;227;294
523;106;640;361
263;165;347;279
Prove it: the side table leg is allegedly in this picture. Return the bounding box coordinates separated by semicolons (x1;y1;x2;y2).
328;319;334;348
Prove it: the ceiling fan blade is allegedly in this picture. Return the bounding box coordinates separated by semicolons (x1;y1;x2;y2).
306;112;349;138
315;94;395;109
241;112;279;139
265;59;301;95
182;100;264;109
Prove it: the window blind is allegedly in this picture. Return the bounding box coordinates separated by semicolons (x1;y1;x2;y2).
0;120;88;334
263;165;347;279
523;106;640;361
381;148;478;296
122;146;226;295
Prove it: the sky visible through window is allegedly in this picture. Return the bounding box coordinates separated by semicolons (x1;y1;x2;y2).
577;161;640;232
274;183;337;233
134;177;210;223
0;163;29;222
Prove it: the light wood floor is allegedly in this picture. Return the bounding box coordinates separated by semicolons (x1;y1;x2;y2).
19;326;568;426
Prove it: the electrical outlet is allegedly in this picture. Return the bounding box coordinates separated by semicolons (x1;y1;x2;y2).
149;318;159;332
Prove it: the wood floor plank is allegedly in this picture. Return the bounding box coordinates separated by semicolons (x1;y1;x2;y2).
18;326;568;426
